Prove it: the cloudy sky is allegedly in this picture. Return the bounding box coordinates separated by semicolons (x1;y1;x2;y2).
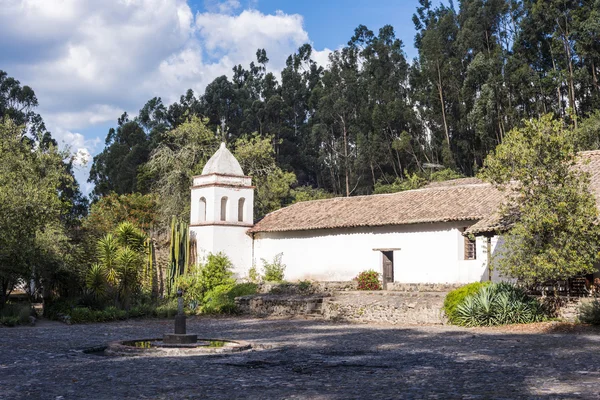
1;0;424;195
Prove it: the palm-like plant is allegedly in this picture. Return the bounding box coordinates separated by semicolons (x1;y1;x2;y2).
97;234;119;285
116;247;142;309
85;263;108;298
114;222;146;252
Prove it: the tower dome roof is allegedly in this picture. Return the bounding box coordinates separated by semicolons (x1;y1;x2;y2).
202;142;244;176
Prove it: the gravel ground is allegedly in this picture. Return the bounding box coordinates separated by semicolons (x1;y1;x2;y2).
1;317;600;399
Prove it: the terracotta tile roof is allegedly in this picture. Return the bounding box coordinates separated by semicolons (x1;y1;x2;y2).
249;180;504;234
424;177;484;188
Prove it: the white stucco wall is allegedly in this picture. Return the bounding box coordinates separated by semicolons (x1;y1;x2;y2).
252;221;498;284
190;225;253;278
189;176;254;278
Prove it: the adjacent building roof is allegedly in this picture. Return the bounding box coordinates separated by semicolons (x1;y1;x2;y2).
201;142;244;176
249;180;504;234
250;151;600;235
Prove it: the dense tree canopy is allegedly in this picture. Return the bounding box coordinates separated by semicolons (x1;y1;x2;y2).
89;0;600;205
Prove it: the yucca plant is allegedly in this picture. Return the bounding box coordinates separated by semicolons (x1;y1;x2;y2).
115;222;146;252
85;263;108;299
97;234;119;285
117;247;142;309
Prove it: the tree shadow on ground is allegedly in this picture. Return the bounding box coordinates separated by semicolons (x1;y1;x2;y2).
2;317;600;399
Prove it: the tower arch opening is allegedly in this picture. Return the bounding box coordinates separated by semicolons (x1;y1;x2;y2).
238;198;246;222
220;196;229;221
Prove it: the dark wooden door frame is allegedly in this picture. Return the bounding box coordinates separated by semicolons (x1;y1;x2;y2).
373;248;400;290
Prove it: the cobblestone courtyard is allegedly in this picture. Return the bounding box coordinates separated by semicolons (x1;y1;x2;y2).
1;317;600;399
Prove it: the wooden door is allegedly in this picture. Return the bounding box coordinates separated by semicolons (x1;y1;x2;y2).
382;251;394;289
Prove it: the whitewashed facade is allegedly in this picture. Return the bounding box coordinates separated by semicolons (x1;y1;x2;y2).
189;143;254;274
191;143;503;283
251;224;502;283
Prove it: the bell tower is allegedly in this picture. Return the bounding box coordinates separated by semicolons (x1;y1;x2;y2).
189;142;254;277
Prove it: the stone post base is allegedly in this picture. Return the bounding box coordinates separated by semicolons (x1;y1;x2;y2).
163;334;198;344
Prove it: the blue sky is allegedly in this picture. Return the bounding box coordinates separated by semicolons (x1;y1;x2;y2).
0;0;430;195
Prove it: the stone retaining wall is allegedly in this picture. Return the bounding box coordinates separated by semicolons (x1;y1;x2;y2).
237;288;591;325
323;292;446;324
236;291;446;324
236;294;330;317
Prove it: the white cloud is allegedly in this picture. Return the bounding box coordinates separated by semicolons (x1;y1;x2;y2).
204;0;241;14
0;0;329;194
311;48;334;69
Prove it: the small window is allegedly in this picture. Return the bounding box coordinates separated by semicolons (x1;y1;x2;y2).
199;197;207;222
220;196;228;221
464;236;476;260
238;198;245;222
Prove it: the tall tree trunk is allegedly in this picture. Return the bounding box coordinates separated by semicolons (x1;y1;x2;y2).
436;61;451;151
592;60;600;93
340;116;350;197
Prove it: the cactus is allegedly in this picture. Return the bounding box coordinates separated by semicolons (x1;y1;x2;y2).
168;216;190;295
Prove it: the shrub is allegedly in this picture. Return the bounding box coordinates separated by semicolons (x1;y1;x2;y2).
199;253;235;293
262;253;286;282
0;303;31;326
202;283;258;314
0;316;20;327
69;307;96;323
174;264;204;306
247;265;261;283
443;282;491;324
298;280;312;293
355;270;382;290
578;298;600;325
155;300;178;318
455;283;547;326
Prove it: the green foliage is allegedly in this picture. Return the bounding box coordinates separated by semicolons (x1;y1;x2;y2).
429;169;463;182
173;264;204;307
0;117;73;309
168;217;189;295
198;253;235;293
298;280;312;292
355;270;382;290
246;265;261;284
373;174;426;194
202;283;258;314
146;116;219;223
443;282;491;324
91;222;149;309
154;300;179;318
88;114;151;199
0;303;31;326
234;133;297;219
578;299;600;325
290;186;333;204
85;264;108;299
454;283;547;327
261;253;286;282
83;193;158;238
481;115;600;284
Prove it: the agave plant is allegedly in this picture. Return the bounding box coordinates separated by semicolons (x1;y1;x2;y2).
455;283;547;327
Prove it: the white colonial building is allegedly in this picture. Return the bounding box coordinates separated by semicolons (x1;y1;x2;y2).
189;143;522;286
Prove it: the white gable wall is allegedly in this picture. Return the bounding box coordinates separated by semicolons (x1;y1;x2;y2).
251;221;495;284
